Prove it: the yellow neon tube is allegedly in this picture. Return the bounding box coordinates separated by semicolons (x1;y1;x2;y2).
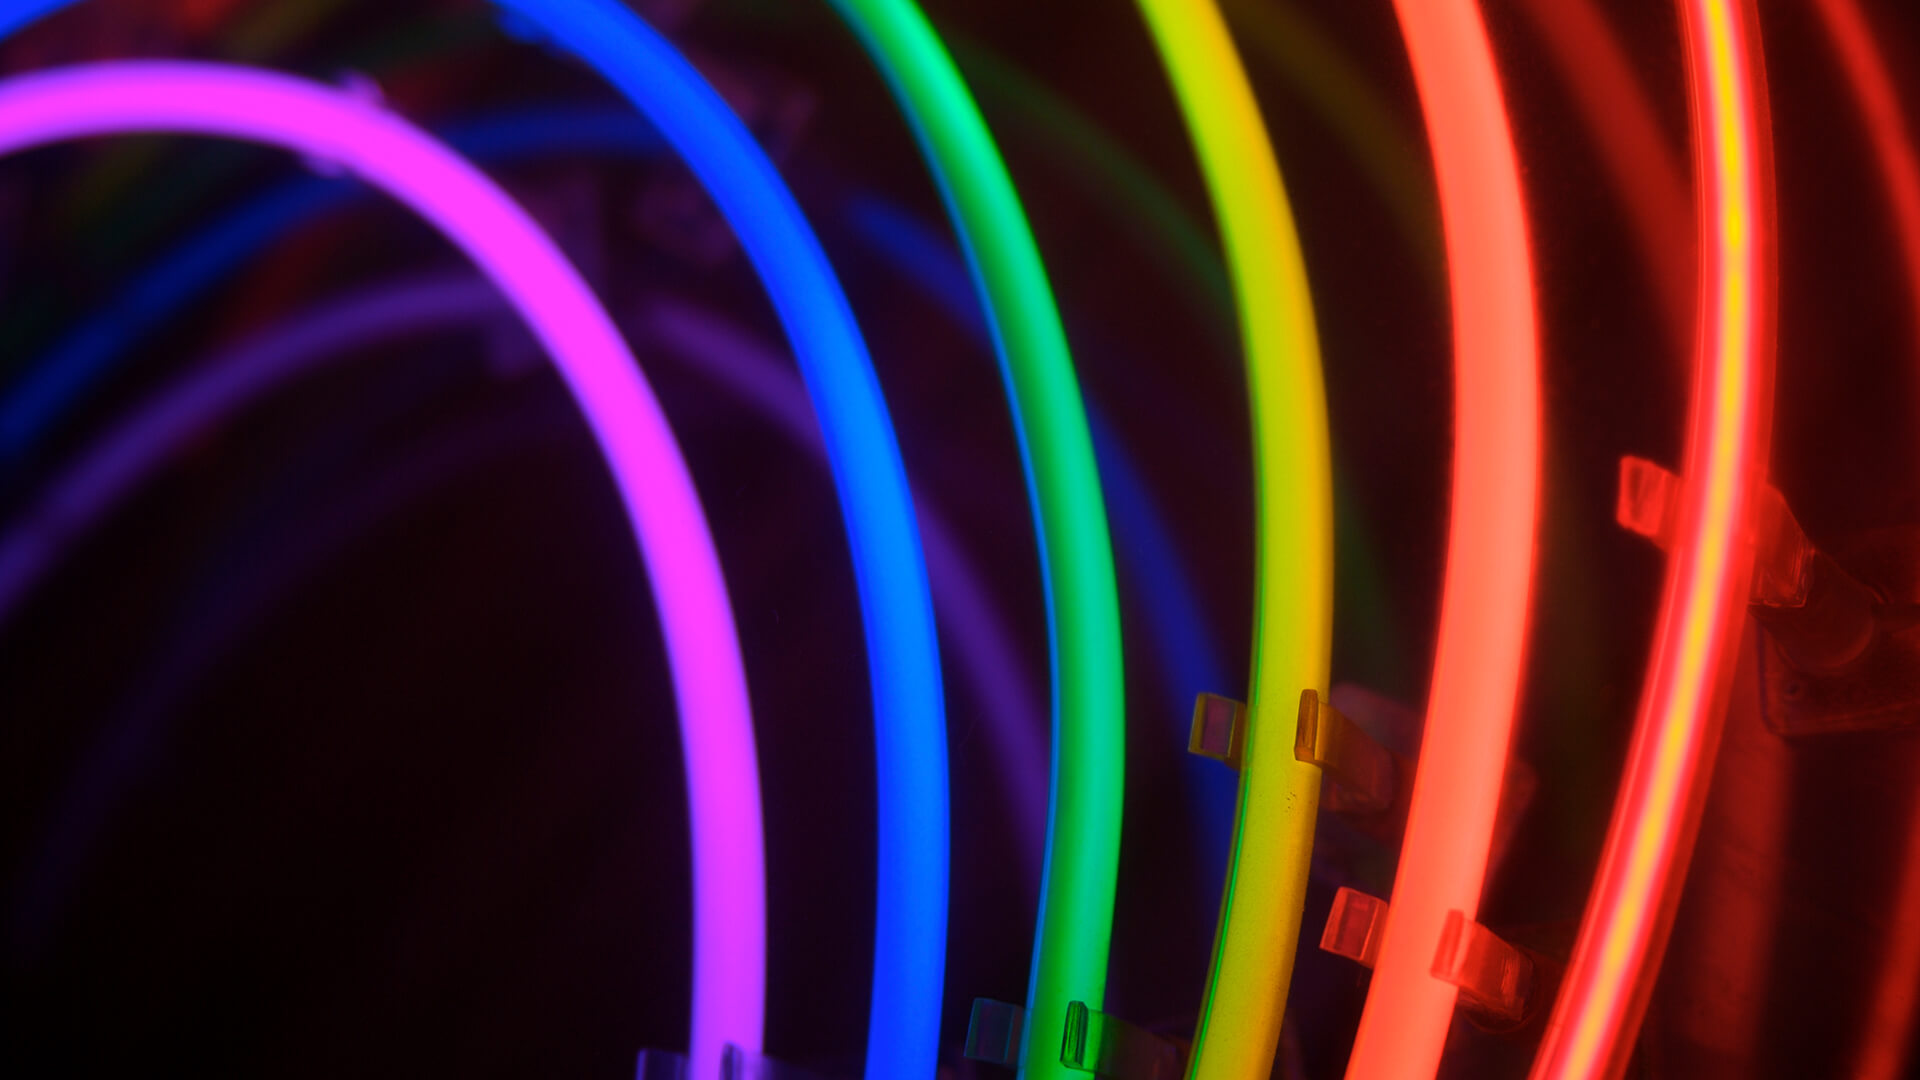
1128;1;1333;1077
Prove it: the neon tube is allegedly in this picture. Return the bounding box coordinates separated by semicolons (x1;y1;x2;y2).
0;56;764;1076
2;104;666;475
836;193;1236;867
6;97;1023;979
5;276;587;950
87;379;590;775
820;4;1121;1076
0;2;952;1069
3;278;1039;975
1810;0;1920;367
43;20;1390;886
834;81;1397;828
1343;0;1541;1074
1791;9;1920;1069
641;299;1052;897
1511;0;1693;358
1124;2;1332;1077
1530;1;1777;1076
0;276;511;626
482;7;948;1071
1219;0;1442;285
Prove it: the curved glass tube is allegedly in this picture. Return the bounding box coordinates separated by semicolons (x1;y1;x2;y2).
820;3;1122;1076
1;91;1051;943
836;190;1236;876
1808;4;1920;1073
1810;0;1920;366
0;55;764;1076
1123;3;1332;1077
1343;0;1542;1075
3;278;1041;984
1530;2;1778;1077
0;0;953;1069
0;276;510;625
3;275;585;950
1511;0;1693;358
490;6;948;1070
0;106;663;463
1219;0;1442;286
642;299;1052;898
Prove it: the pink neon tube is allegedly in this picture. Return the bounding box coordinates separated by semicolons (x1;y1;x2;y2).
0;61;763;1062
1531;1;1778;1077
1343;0;1540;1076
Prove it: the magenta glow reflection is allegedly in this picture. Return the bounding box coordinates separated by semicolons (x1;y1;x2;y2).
0;62;764;1057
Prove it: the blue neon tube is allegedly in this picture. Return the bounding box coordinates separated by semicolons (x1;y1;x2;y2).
0;102;1036;891
5;276;1049;968
820;9;1124;1074
0;3;949;1076
444;21;951;1072
1;107;1051;903
12;97;1220;914
839;195;1237;861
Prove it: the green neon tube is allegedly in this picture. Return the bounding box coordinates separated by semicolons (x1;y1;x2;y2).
1129;1;1335;1078
821;3;1125;1079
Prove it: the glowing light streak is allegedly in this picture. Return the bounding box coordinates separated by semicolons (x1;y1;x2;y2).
1529;1;1777;1077
1343;0;1541;1073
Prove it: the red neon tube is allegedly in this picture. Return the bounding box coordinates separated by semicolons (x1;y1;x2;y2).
1809;0;1920;365
1340;0;1540;1075
1513;0;1693;360
1793;2;1920;1075
1530;2;1778;1078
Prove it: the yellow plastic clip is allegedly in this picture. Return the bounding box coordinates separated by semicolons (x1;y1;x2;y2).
1293;689;1396;813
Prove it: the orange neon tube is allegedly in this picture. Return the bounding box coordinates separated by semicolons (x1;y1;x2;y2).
1340;0;1540;1076
1529;2;1778;1078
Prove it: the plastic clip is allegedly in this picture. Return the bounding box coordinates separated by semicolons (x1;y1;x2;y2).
963;998;1029;1068
1294;689;1395;813
1432;910;1562;1034
1619;455;1879;673
1189;692;1249;769
1319;886;1389;968
1060;1001;1187;1080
